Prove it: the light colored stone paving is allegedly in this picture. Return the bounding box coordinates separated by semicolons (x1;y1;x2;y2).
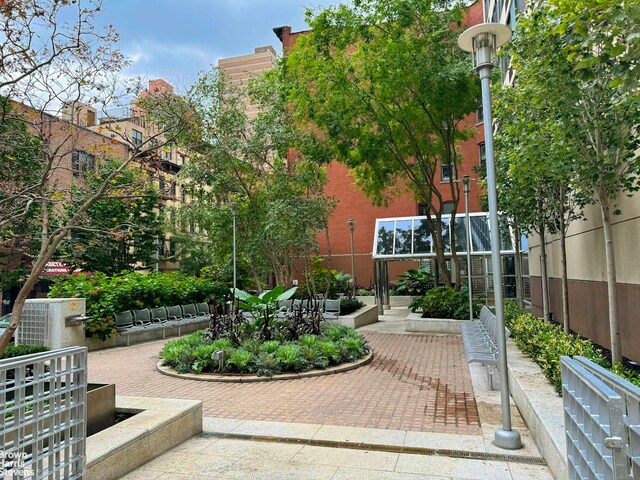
88;308;480;434
100;307;556;479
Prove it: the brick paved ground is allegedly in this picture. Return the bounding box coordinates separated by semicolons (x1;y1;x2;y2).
88;331;481;435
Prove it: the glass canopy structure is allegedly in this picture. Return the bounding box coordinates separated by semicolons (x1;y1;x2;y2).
373;213;525;259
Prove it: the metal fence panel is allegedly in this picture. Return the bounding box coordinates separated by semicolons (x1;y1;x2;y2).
574;357;640;479
562;356;639;480
1;346;87;479
15;302;49;346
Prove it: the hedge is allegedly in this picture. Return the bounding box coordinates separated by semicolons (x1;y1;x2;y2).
49;272;226;340
503;300;640;394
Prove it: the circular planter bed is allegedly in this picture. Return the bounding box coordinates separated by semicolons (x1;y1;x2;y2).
157;350;373;382
157;322;371;381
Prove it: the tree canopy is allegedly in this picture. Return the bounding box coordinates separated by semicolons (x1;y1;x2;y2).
172;64;335;289
285;0;481;286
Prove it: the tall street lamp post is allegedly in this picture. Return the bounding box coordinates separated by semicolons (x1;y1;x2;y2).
459;23;522;450
348;219;356;297
229;203;237;297
462;176;473;321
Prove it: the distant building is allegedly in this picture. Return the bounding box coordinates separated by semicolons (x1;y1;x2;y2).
218;46;277;119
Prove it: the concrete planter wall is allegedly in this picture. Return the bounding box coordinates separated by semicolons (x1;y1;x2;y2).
404;312;463;334
327;304;378;329
356;295;418;307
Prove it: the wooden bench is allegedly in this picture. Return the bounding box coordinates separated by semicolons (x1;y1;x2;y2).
460;305;510;390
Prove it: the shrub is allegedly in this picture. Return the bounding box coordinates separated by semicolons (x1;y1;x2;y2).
254;352;281;377
49;271;226;341
275;344;306;371
411;287;474;320
1;344;49;359
339;298;365;315
226;349;254;373
391;266;435;296
504;302;640;394
159;316;368;376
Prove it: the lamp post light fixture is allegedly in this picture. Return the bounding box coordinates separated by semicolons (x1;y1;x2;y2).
348;219;356;296
229;202;238;297
462;176;473;321
458;23;522;450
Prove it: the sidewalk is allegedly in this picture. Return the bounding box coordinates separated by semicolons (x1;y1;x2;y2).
89;307;557;479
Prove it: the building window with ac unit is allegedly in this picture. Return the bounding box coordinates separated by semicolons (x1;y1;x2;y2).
479;143;486;169
132;129;143;147
476;105;484;124
71;151;95;177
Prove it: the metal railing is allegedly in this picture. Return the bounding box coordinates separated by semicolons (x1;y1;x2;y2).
561;356;640;479
1;346;87;479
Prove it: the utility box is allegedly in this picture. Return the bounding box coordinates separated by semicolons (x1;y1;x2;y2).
16;298;88;349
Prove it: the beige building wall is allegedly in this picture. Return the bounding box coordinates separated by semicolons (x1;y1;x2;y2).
218;46;277;118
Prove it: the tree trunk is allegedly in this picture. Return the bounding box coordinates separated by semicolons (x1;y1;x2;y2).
431;220;452;287
600;198;621;364
514;228;524;310
559;213;570;334
538;221;550;322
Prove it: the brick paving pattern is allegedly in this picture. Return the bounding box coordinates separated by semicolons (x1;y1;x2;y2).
88;331;481;434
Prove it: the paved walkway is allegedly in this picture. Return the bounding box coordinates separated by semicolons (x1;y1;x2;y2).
89;308;556;479
88;309;479;434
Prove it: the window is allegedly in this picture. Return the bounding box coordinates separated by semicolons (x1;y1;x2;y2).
418;204;428;216
158;176;165;194
476;105;484;124
132;129;143;147
479;143;486;169
163;148;172;160
441;164;452;182
441;202;454;215
170;181;176;198
71;151;95;177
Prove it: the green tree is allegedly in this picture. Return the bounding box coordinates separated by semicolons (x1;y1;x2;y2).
58;163;162;274
0;0;195;355
285;0;481;288
172;64;334;290
494;0;640;362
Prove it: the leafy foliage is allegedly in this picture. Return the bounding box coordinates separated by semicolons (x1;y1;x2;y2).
286;0;482;287
49;272;226;340
171;64;334;288
503;301;640;394
159;322;368;376
1;344;49;359
410;286;477;319
58;161;162;274
339;298;365;316
494;0;640;363
391;266;435;296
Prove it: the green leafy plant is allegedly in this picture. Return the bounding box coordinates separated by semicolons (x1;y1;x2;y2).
503;301;640;394
1;344;49;359
411;287;476;320
391;266;435;296
49;272;226;340
235;285;297;340
254;352;281;377
275;344;306;371
226;349;254;373
339;298;365;315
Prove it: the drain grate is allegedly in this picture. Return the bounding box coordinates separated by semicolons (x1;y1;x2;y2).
199;431;547;465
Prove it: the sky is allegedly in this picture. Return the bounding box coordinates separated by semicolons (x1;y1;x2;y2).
99;0;344;92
